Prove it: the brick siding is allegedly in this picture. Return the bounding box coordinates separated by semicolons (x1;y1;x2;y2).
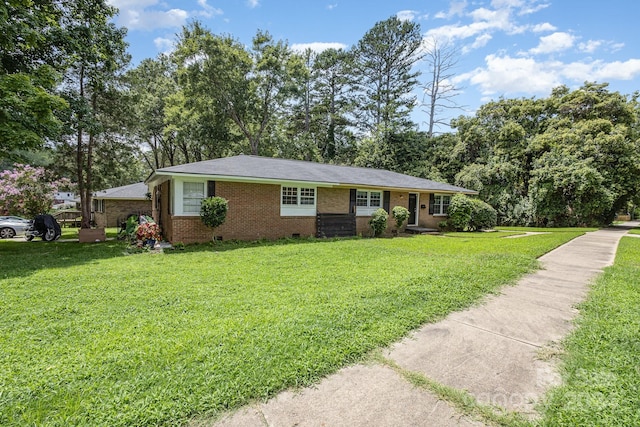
154;180;445;243
94;199;151;227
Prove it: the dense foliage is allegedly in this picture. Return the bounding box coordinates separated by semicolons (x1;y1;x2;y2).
391;205;410;231
369;207;389;237
200;196;228;232
1;4;638;227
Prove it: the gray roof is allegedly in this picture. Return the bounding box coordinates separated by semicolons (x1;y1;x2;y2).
94;182;149;200
150;155;475;194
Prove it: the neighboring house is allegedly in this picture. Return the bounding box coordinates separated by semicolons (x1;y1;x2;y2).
146;155;476;244
53;192;78;210
92;182;151;228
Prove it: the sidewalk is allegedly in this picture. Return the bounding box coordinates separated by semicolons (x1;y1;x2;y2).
208;223;635;427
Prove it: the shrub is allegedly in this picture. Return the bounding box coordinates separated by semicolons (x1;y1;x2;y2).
391;205;410;232
469;198;497;231
369;208;388;237
200;197;228;241
447;193;473;231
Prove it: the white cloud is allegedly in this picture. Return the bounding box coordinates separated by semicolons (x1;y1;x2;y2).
196;0;223;18
153;37;174;54
531;22;556;32
397;10;417;22
579;40;602;53
327;3;338;10
247;0;260;8
291;42;348;53
583;59;640;81
457;54;561;96
470;33;493;50
117;8;188;30
456;54;640;98
434;1;468;19
529;32;575;55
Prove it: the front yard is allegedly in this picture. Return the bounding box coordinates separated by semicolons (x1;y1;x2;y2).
0;231;586;426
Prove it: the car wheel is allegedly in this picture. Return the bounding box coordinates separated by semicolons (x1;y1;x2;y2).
0;227;15;239
43;228;56;241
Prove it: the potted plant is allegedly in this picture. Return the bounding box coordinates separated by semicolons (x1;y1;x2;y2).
135;220;161;248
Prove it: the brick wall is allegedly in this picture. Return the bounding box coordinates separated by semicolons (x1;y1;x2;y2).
159;180;447;243
94;199;151;227
167;181;317;244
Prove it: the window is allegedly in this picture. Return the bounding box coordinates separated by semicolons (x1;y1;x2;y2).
433;194;451;215
300;188;315;205
280;186;316;216
282;187;298;205
92;199;104;213
183;182;205;213
355;190;383;216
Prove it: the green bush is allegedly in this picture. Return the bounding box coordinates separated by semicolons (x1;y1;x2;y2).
447;194;497;231
391;205;410;231
447;193;473;231
200;197;228;241
369;208;388;237
469;198;497;231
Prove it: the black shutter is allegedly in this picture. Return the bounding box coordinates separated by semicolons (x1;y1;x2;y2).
383;191;390;213
429;193;435;215
207;180;216;197
349;189;357;214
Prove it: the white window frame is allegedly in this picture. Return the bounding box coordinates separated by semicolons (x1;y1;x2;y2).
173;179;207;216
433;194;451;216
280;185;317;216
356;189;383;216
93;199;104;213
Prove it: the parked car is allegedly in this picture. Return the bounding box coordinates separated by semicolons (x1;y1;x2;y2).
0;216;31;239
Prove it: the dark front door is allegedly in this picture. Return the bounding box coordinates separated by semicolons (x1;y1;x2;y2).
408;193;417;225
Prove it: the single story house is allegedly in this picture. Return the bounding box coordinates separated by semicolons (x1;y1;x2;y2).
146;155;477;243
92;182;151;228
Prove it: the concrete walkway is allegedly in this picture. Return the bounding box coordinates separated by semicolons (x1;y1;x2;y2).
206;223;636;427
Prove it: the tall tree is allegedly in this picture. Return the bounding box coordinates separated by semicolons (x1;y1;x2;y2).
57;0;129;229
0;0;67;160
126;55;179;170
353;16;423;135
311;48;356;162
175;23;304;156
421;37;463;137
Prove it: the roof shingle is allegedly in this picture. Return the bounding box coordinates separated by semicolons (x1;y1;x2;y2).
150;155;475;194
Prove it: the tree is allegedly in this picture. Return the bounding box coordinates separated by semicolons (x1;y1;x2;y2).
353;16;423;135
57;0;130;229
421;37;463;137
369;207;388;237
126;55;180;170
309;48;357;162
175;23;305;156
0;0;68;160
391;205;410;233
200;196;228;241
0;164;70;217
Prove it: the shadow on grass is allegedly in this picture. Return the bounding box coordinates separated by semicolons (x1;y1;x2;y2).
0;239;134;280
0;235;369;280
163;235;365;255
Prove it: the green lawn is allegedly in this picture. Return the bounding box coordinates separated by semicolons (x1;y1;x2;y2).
58;227;120;240
628;227;640;235
0;232;583;426
539;236;640;426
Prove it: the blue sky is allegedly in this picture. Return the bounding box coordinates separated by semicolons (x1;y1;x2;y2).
107;0;640;130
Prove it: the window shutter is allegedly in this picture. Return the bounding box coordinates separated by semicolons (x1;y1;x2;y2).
383;191;390;213
207;180;216;197
349;189;356;214
429;194;435;215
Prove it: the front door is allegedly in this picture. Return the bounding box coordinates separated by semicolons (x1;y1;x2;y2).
408;193;418;226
